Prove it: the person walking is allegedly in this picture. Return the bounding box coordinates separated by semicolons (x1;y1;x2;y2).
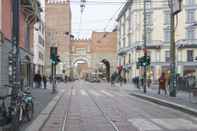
158;72;167;95
43;75;47;89
33;72;42;88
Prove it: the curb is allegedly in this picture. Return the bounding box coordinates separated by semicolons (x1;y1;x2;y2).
130;92;197;117
26;89;65;131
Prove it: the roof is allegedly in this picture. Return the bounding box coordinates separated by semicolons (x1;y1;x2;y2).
116;0;132;21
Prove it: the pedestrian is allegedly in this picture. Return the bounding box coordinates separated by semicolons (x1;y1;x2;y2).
33;72;42;88
147;77;151;88
158;72;167;95
135;76;140;89
43;75;47;89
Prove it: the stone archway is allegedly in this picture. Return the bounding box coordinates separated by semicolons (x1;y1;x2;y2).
72;57;90;78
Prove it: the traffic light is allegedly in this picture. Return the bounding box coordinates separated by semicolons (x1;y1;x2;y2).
55;55;61;65
50;47;61;65
146;56;151;66
136;56;151;69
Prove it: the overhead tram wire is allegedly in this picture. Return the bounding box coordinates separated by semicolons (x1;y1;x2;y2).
68;0;169;5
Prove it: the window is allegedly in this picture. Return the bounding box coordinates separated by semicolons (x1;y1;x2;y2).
165;51;170;62
186;9;195;24
38;35;44;46
164;11;170;25
146;13;153;26
146;0;152;9
76;48;86;55
146;29;152;43
186;29;195;40
164;29;170;42
39;52;44;60
187;50;194;62
187;0;195;5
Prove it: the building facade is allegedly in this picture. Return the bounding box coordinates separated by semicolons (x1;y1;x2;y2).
33;0;45;75
0;0;41;91
117;0;197;82
70;32;117;79
45;0;72;76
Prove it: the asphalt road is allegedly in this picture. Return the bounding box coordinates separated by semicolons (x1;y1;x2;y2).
41;80;197;131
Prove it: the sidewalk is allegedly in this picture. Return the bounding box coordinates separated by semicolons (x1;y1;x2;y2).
22;82;68;131
115;82;197;116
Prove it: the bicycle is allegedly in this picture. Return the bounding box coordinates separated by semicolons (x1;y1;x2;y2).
4;84;34;123
0;94;13;126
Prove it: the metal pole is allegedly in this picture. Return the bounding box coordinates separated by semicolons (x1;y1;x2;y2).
52;63;56;93
143;0;147;93
169;0;176;97
12;0;20;84
11;0;20;130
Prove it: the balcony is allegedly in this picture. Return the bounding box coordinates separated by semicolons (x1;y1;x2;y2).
118;47;129;56
134;40;163;50
176;39;197;48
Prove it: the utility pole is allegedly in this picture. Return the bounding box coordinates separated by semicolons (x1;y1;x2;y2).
143;0;147;93
169;0;176;97
12;0;20;85
169;0;183;97
11;0;20;130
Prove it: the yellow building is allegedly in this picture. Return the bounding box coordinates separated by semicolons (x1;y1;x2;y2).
117;0;197;82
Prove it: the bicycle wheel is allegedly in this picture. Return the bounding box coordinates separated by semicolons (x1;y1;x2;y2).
10;110;20;131
26;101;34;121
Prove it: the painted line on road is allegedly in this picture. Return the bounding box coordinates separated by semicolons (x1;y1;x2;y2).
61;87;73;131
89;90;102;96
128;118;162;131
152;118;197;130
101;90;114;97
72;89;76;96
80;89;88;96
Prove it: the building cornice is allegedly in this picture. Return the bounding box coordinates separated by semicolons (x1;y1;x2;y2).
116;0;132;21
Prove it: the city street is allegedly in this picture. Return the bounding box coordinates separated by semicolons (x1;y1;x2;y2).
40;81;197;131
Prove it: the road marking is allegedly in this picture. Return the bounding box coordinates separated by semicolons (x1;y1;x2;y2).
128;119;162;131
89;90;101;96
80;89;88;96
72;89;76;96
152;118;197;130
101;90;114;97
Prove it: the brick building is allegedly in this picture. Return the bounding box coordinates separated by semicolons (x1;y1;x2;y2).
45;0;71;76
70;32;117;79
0;0;41;90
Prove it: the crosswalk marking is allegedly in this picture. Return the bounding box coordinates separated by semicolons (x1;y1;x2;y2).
152;118;197;130
89;90;101;96
128;118;197;130
72;89;76;96
101;90;114;97
128;119;162;131
80;90;88;96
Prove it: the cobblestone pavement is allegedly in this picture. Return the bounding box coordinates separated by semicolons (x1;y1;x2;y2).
40;80;197;131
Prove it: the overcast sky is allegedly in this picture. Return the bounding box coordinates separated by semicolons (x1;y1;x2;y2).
70;0;127;38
